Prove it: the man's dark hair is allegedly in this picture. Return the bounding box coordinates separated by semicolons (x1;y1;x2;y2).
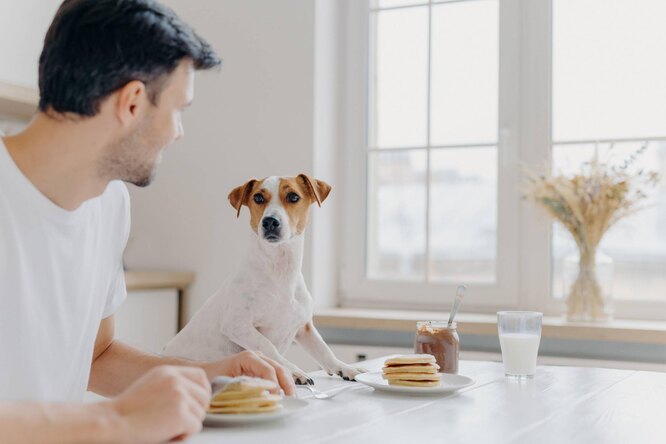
39;0;221;116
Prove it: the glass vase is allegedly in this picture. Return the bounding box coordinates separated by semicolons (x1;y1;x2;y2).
562;249;613;321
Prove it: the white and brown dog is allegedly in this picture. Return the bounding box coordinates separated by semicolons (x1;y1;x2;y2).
163;174;365;385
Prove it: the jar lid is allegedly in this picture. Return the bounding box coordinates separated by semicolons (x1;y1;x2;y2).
416;320;457;329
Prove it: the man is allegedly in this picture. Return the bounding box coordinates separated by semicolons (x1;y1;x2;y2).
0;0;295;442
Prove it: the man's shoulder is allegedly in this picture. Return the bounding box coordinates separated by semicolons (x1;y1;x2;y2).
99;181;130;239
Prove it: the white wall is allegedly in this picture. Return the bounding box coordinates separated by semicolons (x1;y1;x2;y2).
0;0;61;87
0;0;342;322
124;1;341;319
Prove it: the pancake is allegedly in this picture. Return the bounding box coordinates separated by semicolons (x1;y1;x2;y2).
208;376;282;415
211;388;269;402
382;372;442;381
384;354;437;366
388;379;441;387
210;394;282;408
382;354;441;388
382;364;440;374
208;404;282;414
219;376;277;392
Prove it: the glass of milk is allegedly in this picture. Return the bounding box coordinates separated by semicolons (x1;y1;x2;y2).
497;311;542;379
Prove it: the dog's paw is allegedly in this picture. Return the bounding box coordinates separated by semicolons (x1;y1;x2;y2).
327;362;369;382
292;369;314;386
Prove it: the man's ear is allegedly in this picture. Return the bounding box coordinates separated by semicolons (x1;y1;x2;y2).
114;80;147;126
297;174;332;207
228;179;257;217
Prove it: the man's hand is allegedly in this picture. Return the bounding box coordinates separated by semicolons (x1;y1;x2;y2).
106;365;211;443
201;350;296;396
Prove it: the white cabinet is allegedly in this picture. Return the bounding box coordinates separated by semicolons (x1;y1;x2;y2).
86;288;180;402
115;269;195;353
114;289;179;354
0;81;38;122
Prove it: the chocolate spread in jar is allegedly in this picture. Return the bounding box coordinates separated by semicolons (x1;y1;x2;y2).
413;321;460;374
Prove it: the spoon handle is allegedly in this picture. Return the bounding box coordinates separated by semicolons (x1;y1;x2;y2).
448;285;467;326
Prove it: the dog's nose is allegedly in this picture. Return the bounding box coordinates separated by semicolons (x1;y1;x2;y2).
262;217;281;231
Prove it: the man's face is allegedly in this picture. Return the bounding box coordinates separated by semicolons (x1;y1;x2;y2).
102;59;194;187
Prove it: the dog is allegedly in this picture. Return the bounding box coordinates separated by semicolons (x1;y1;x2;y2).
163;174;366;384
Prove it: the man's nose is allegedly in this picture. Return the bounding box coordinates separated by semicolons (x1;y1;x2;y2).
262;217;281;231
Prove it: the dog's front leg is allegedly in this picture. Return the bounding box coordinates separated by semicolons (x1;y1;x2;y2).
295;322;368;381
225;326;314;385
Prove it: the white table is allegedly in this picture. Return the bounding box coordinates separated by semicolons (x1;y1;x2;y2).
187;356;666;444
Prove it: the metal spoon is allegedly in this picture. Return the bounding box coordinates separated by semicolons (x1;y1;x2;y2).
448;285;467;326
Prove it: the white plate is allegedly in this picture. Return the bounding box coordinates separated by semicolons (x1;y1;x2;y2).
355;371;475;395
203;397;308;426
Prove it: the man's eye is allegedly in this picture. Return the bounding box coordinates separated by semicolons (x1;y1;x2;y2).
287;193;300;203
253;194;265;204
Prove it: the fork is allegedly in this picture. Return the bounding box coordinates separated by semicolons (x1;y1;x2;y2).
296;383;364;400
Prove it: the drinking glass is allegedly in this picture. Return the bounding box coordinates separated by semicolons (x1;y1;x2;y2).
497;311;542;379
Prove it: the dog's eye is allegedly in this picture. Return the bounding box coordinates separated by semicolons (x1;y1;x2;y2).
253;194;265;204
287;192;300;203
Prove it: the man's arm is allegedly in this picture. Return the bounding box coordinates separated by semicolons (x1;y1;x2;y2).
0;401;120;444
0;365;210;444
88;316;200;396
89;316;295;397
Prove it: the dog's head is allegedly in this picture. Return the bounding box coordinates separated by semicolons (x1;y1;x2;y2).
228;174;331;244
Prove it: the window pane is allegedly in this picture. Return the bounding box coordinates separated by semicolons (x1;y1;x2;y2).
372;0;426;9
553;0;666;141
430;0;498;146
551;142;666;301
367;150;427;280
370;7;428;148
430;147;497;282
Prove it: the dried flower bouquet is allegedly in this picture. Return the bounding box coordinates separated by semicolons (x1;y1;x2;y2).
525;145;659;320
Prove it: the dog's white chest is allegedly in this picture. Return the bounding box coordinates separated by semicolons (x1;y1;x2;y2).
254;286;311;351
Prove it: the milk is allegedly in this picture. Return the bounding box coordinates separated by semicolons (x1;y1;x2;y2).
499;333;541;376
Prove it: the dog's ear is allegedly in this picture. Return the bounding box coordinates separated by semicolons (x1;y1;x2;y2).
297;174;331;207
228;179;257;217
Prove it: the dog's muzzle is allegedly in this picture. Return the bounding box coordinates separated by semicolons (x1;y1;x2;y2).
261;216;281;242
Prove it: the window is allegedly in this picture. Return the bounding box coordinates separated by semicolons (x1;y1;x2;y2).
367;0;499;285
551;0;666;305
340;0;666;318
341;0;519;310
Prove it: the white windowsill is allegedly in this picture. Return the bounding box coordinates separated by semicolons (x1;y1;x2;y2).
313;308;666;345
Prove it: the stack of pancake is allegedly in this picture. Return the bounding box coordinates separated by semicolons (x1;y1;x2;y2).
208;377;282;414
382;354;441;387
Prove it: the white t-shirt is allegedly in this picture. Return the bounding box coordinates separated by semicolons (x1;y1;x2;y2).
0;137;130;402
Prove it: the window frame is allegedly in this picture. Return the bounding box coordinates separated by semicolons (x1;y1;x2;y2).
340;0;521;312
338;0;666;320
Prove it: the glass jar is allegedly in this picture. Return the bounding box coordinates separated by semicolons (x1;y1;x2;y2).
413;321;460;374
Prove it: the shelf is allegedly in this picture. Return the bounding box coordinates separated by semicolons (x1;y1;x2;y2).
0;81;38;120
125;270;195;292
124;270;195;331
313;307;666;345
